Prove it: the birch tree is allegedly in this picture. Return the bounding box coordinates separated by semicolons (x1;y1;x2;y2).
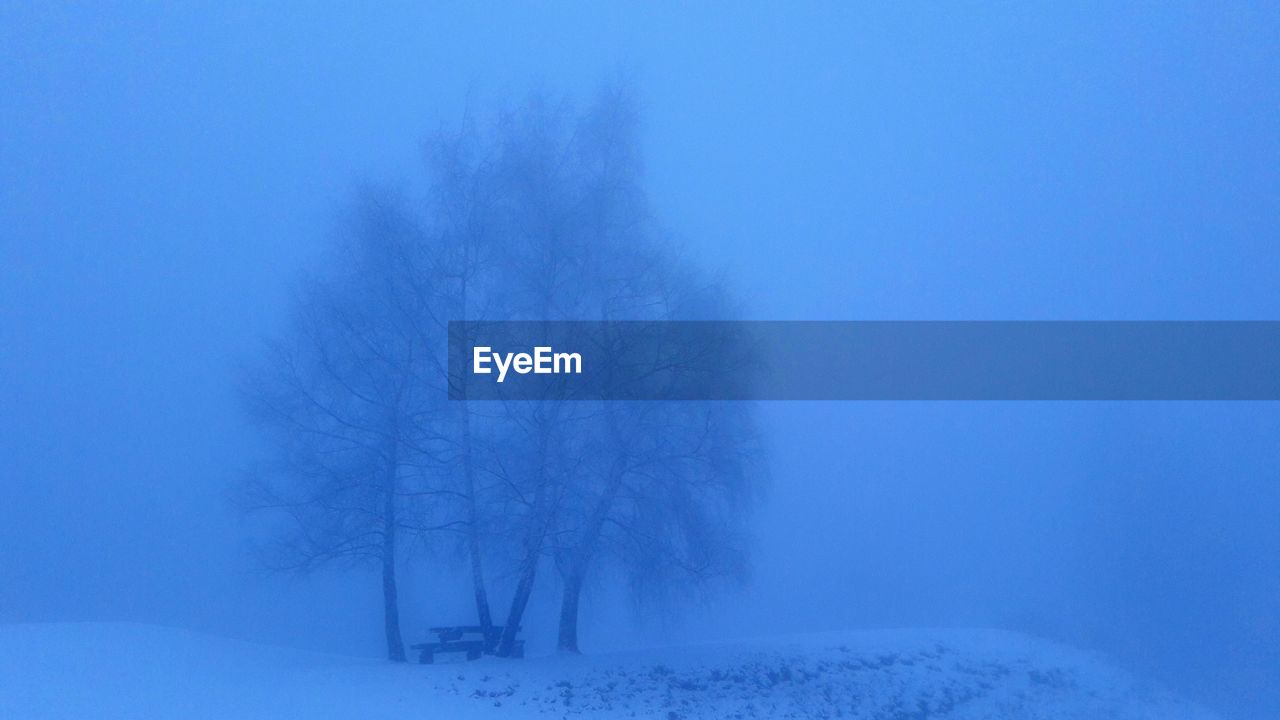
238;190;439;662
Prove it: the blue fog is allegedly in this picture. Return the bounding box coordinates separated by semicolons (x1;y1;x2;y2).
2;3;1277;718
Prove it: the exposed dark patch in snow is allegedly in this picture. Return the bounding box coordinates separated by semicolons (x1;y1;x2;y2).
428;631;1215;720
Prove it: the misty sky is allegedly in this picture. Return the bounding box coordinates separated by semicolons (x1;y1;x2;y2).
3;3;1278;717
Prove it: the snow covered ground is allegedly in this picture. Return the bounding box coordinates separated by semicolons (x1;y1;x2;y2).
0;622;1218;719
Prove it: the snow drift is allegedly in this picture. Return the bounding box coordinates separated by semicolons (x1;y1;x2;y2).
0;623;1217;719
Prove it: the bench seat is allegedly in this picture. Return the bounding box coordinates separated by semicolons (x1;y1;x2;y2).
411;638;524;663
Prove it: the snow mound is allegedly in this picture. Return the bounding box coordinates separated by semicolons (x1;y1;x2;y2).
432;629;1217;720
0;623;1217;720
0;622;452;720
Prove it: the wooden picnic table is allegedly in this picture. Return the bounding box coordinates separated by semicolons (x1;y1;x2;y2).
411;625;523;663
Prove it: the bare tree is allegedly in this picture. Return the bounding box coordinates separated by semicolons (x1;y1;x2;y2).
479;87;649;656
237;189;440;662
478;84;763;654
237;81;763;662
415;115;509;634
550;275;763;653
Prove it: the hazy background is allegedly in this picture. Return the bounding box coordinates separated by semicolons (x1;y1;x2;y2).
3;3;1278;717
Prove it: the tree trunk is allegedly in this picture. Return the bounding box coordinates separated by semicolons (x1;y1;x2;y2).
461;402;494;631
557;570;585;653
497;420;557;658
382;437;406;663
469;530;493;630
553;450;627;655
497;534;540;657
457;264;495;633
498;488;547;659
495;489;552;656
382;538;406;662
